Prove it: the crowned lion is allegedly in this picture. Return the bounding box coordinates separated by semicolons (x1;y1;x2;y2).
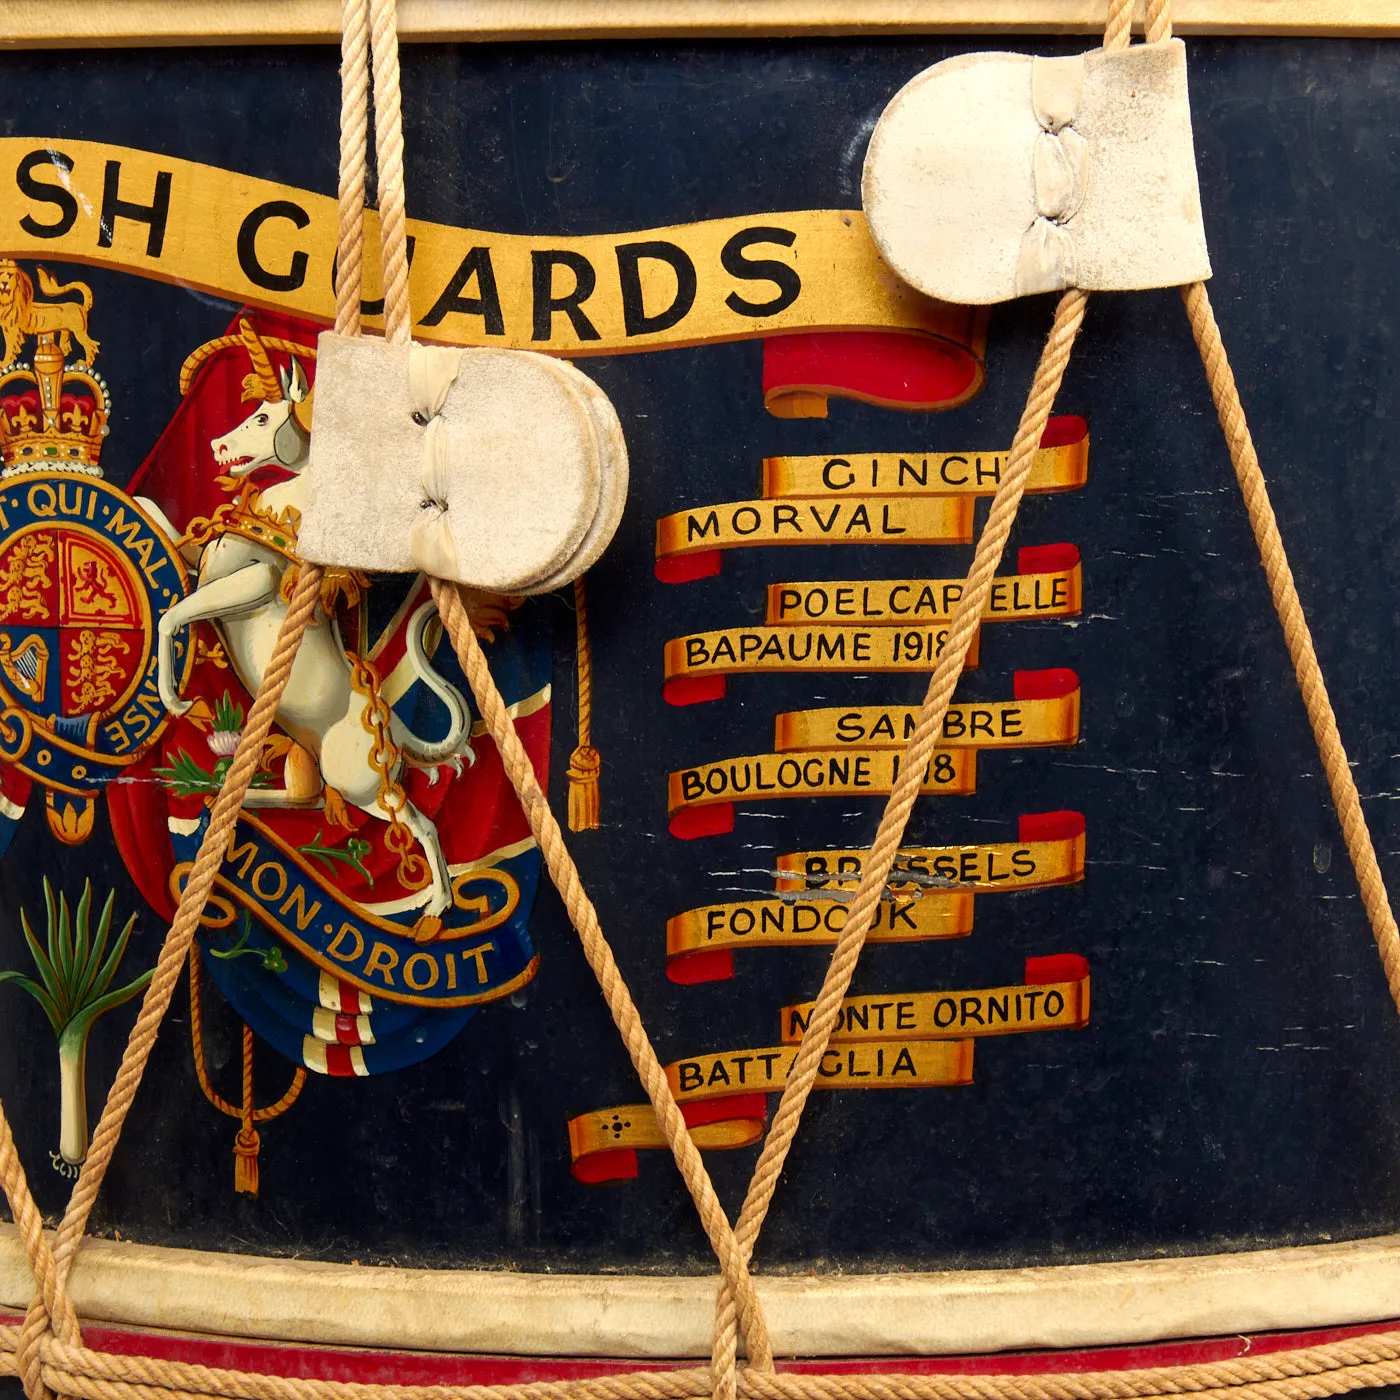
0;259;99;368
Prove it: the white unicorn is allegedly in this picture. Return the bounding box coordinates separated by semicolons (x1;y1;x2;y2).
155;345;473;924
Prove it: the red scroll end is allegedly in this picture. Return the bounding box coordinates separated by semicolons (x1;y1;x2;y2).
656;551;722;584
1040;414;1088;449
668;950;736;985
1018;810;1086;843
762;328;986;419
1014;667;1080;700
571;1149;639;1185
1016;542;1080;574
664;675;728;707
1024;953;1091;985
683;1094;768;1129
669;803;735;840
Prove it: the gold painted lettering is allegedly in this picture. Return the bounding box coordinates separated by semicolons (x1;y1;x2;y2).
226;837;259;881
363;941;399;985
404;952;439;991
279;884;322;932
462;940;495;984
326;923;365;963
250;860;288;904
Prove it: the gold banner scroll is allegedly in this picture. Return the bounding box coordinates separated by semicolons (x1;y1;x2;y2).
765;545;1082;627
762;415;1089;498
568;1039;971;1183
568;1099;767;1184
654;495;973;581
665;889;974;984
0;139;983;356
781;955;1092;1043
775;810;1087;895
668;1039;972;1100
668;748;976;840
773;669;1081;752
662;623;980;707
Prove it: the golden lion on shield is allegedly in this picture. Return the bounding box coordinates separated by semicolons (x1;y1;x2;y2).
0;260;99;367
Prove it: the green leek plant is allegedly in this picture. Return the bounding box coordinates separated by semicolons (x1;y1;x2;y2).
0;879;151;1170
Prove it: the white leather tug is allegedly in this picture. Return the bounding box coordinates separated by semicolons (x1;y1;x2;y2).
298;333;626;594
863;39;1212;306
408;345;464;580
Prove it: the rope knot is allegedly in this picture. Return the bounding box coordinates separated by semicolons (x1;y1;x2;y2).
567;744;601;781
16;1301;52;1400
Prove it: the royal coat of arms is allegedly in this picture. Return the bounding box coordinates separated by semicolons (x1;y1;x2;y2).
0;260;190;847
0;263;552;1185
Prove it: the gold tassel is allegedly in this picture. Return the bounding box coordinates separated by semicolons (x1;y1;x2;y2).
233;1125;260;1196
189;951;306;1197
567;574;601;831
567;744;601;831
234;1024;259;1195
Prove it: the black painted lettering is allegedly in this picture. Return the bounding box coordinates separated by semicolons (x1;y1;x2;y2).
99;160;172;257
17;150;78;238
237;200;310;291
616;240;697;336
822;458;854;490
887;898;916;930
419;246;504;334
835;711;864;743
686;510;720;543
940;455;970;486
721;226;801;317
531;250;601;341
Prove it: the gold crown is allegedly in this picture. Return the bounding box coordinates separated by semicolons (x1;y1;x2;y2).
0;339;110;478
182;478;302;560
222;480;302;557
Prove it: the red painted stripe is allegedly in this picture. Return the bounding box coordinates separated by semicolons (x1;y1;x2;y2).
1039;414;1088;449
334;1014;361;1046
664;675;727;707
1018;810;1086;843
2;1312;1394;1388
682;1094;767;1128
761;329;982;416
0;763;32;806
656;552;722;584
1016;542;1080;574
339;984;361;1017
1013;668;1079;701
669;803;735;840
1024;954;1090;985
667;949;735;984
570;1148;639;1184
323;1044;357;1077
